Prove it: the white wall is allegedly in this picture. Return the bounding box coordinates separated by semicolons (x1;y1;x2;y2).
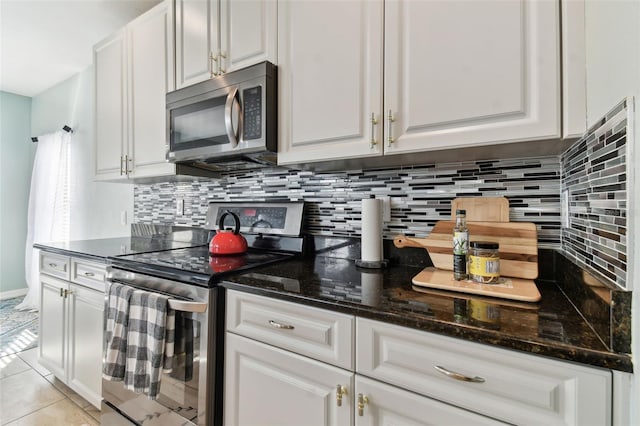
0;91;33;297
31;67;133;240
585;0;640;423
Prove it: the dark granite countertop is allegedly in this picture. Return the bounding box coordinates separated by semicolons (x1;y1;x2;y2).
35;233;632;372
221;241;633;373
34;236;200;261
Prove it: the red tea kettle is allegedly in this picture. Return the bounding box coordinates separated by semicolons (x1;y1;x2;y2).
209;210;248;255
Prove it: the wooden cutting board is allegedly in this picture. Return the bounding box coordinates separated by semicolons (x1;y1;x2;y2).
394;221;538;279
451;197;509;222
412;267;541;302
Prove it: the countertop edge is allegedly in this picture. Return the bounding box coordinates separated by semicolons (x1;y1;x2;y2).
220;281;633;373
35;244;108;262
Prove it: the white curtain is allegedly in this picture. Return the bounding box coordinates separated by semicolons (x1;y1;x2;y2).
17;131;70;311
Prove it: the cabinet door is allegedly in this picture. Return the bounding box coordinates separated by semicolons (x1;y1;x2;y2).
39;275;67;379
68;284;104;409
355;376;507;426
94;29;127;180
225;333;353;426
175;0;218;88
384;0;560;155
128;1;176;179
219;0;276;73
277;0;383;165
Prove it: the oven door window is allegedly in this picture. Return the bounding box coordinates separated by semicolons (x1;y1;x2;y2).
170;96;230;151
156;310;201;423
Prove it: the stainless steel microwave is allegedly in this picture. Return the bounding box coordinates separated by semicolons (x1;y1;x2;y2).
166;61;277;167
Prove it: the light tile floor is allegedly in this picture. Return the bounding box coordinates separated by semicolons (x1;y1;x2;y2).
0;348;100;425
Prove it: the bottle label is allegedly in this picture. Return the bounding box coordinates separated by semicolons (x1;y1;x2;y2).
453;231;468;255
453;254;467;275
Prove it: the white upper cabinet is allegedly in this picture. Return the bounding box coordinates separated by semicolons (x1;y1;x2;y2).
384;0;560;154
277;0;383;164
175;0;276;89
175;0;218;88
94;30;127;180
278;0;562;165
128;3;176;179
220;0;277;73
94;1;175;181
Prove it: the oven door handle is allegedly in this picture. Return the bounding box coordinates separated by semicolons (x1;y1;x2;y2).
168;299;208;313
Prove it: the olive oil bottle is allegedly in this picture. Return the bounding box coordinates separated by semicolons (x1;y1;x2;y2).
453;209;469;280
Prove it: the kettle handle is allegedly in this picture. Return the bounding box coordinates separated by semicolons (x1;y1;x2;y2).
219;210;241;235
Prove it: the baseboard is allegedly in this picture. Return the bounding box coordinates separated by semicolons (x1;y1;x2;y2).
0;288;28;300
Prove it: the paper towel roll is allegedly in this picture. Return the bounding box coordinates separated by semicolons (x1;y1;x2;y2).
361;196;383;262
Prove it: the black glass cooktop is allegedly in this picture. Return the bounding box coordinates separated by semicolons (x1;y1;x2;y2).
109;245;294;287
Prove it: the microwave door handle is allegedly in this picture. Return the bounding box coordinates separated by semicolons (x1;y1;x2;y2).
224;87;242;148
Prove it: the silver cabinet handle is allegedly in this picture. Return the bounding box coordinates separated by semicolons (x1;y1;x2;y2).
387;109;395;147
210;51;218;78
268;320;294;330
218;51;227;75
49;263;58;268
370;112;378;148
120;155;124;175
59;287;64;297
84;272;95;277
224;87;241;148
168;299;208;313
125;155;132;175
434;365;485;383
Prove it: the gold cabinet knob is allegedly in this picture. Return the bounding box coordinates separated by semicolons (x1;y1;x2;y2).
357;393;369;416
336;384;348;407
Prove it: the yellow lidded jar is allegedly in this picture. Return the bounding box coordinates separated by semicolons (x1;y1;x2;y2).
468;241;500;284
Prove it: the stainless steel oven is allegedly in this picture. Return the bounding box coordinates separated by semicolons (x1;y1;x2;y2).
166;61;277;166
102;269;224;426
101;202;307;426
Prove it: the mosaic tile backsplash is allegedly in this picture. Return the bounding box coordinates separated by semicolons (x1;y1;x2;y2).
135;157;563;248
561;98;632;289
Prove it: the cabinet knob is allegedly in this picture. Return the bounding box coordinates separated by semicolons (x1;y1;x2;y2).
84;272;95;277
336;384;348;407
357;393;369;416
49;263;58;268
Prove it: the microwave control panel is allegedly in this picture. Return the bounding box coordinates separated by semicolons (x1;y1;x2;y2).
243;86;262;140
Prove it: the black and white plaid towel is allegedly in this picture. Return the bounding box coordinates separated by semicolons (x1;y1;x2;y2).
103;282;134;381
124;289;175;399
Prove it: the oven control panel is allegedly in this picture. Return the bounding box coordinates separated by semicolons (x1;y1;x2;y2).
205;202;304;236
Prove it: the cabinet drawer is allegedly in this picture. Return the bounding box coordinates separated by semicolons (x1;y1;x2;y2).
226;290;354;369
357;318;612;426
70;259;106;292
40;252;70;280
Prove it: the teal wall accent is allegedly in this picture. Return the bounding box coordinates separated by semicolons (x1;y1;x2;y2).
0;91;34;296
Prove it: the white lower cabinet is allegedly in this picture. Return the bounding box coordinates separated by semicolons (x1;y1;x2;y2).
224;332;353;426
39;275;68;379
67;283;105;406
355;375;506;426
38;253;105;408
357;318;612;426
224;291;614;426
